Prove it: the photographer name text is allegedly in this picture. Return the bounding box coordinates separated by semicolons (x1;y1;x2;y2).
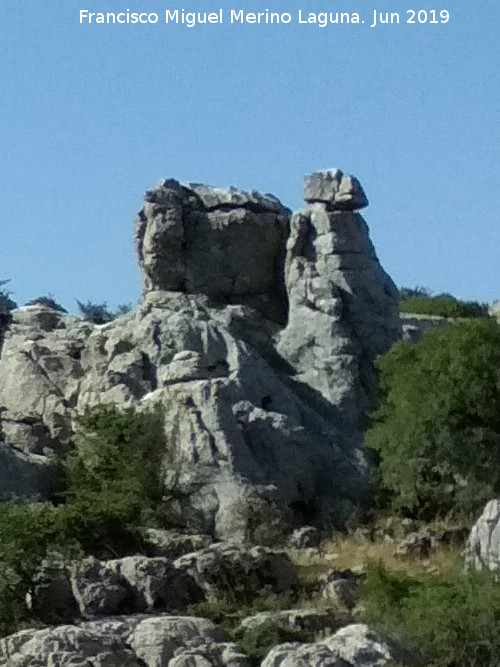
79;8;451;28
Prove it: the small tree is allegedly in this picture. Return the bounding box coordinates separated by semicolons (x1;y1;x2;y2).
0;279;17;313
62;405;167;553
366;318;500;520
25;295;67;313
76;300;114;324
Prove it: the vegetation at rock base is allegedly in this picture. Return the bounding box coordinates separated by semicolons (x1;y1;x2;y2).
366;318;500;521
235;621;315;665
361;564;500;667
399;286;488;318
63;404;167;550
0;405;167;635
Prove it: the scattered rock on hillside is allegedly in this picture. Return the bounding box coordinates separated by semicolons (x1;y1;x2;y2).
0;614;233;667
261;623;419;667
237;608;343;637
173;543;297;603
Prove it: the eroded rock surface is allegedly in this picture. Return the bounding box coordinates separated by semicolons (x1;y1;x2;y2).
464;499;500;572
0;171;401;538
261;623;418;667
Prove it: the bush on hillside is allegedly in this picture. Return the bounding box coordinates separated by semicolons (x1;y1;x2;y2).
366;318;500;520
0;502;80;636
76;300;115;324
0;279;17;314
62;405;167;551
0;405;169;634
399;287;488;318
25;295;67;312
361;564;500;667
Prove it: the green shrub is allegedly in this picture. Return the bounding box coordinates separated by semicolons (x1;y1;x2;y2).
76;300;115;324
235;621;314;665
0;405;169;634
0;279;17;314
361;564;500;667
399;289;488;318
25;295;67;313
0;502;80;635
366;318;500;520
76;300;134;323
62;405;167;553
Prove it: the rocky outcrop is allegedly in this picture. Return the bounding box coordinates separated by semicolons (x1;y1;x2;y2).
135;180;290;323
0;615;241;667
0;171;400;538
28;543;294;625
278;175;400;429
260;623;418;667
464;499;500;572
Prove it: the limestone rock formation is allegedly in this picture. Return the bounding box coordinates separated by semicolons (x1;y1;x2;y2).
260;623;418;667
136;180;290;323
303;169;368;211
0;171;401;539
464;499;500;572
0;615;238;667
278;177;400;429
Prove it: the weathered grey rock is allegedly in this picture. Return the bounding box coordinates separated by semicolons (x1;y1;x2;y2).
70;556;131;618
278;184;400;432
108;555;202;612
136;179;289;323
262;643;350;667
169;641;250;667
488;301;500;323
261;623;418;667
303;170;368;210
27;556;78;624
464;499;500;572
237;608;342;636
288;526;321;549
0;441;59;500
173;543;296;602
400;312;450;343
0;622;142;667
127;615;230;666
324;623;419;666
394;531;433;559
0;174;401;538
318;570;363;611
141;528;213;559
0;614;233;667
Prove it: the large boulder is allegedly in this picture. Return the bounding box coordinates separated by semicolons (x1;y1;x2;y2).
173;543;296;603
0;173;401;538
261;623;418;667
135;180;290;323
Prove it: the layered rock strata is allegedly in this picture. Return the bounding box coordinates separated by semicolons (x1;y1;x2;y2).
0;171;400;538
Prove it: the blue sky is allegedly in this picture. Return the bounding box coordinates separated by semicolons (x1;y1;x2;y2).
1;0;498;312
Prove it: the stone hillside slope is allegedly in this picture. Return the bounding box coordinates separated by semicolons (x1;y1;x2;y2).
0;170;400;540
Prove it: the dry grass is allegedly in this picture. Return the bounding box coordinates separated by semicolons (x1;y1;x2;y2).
290;533;463;588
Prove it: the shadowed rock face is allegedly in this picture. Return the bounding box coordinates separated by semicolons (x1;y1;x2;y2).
135;180;290;324
0;171;401;539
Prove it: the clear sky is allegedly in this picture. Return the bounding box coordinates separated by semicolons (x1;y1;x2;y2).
1;0;498;312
